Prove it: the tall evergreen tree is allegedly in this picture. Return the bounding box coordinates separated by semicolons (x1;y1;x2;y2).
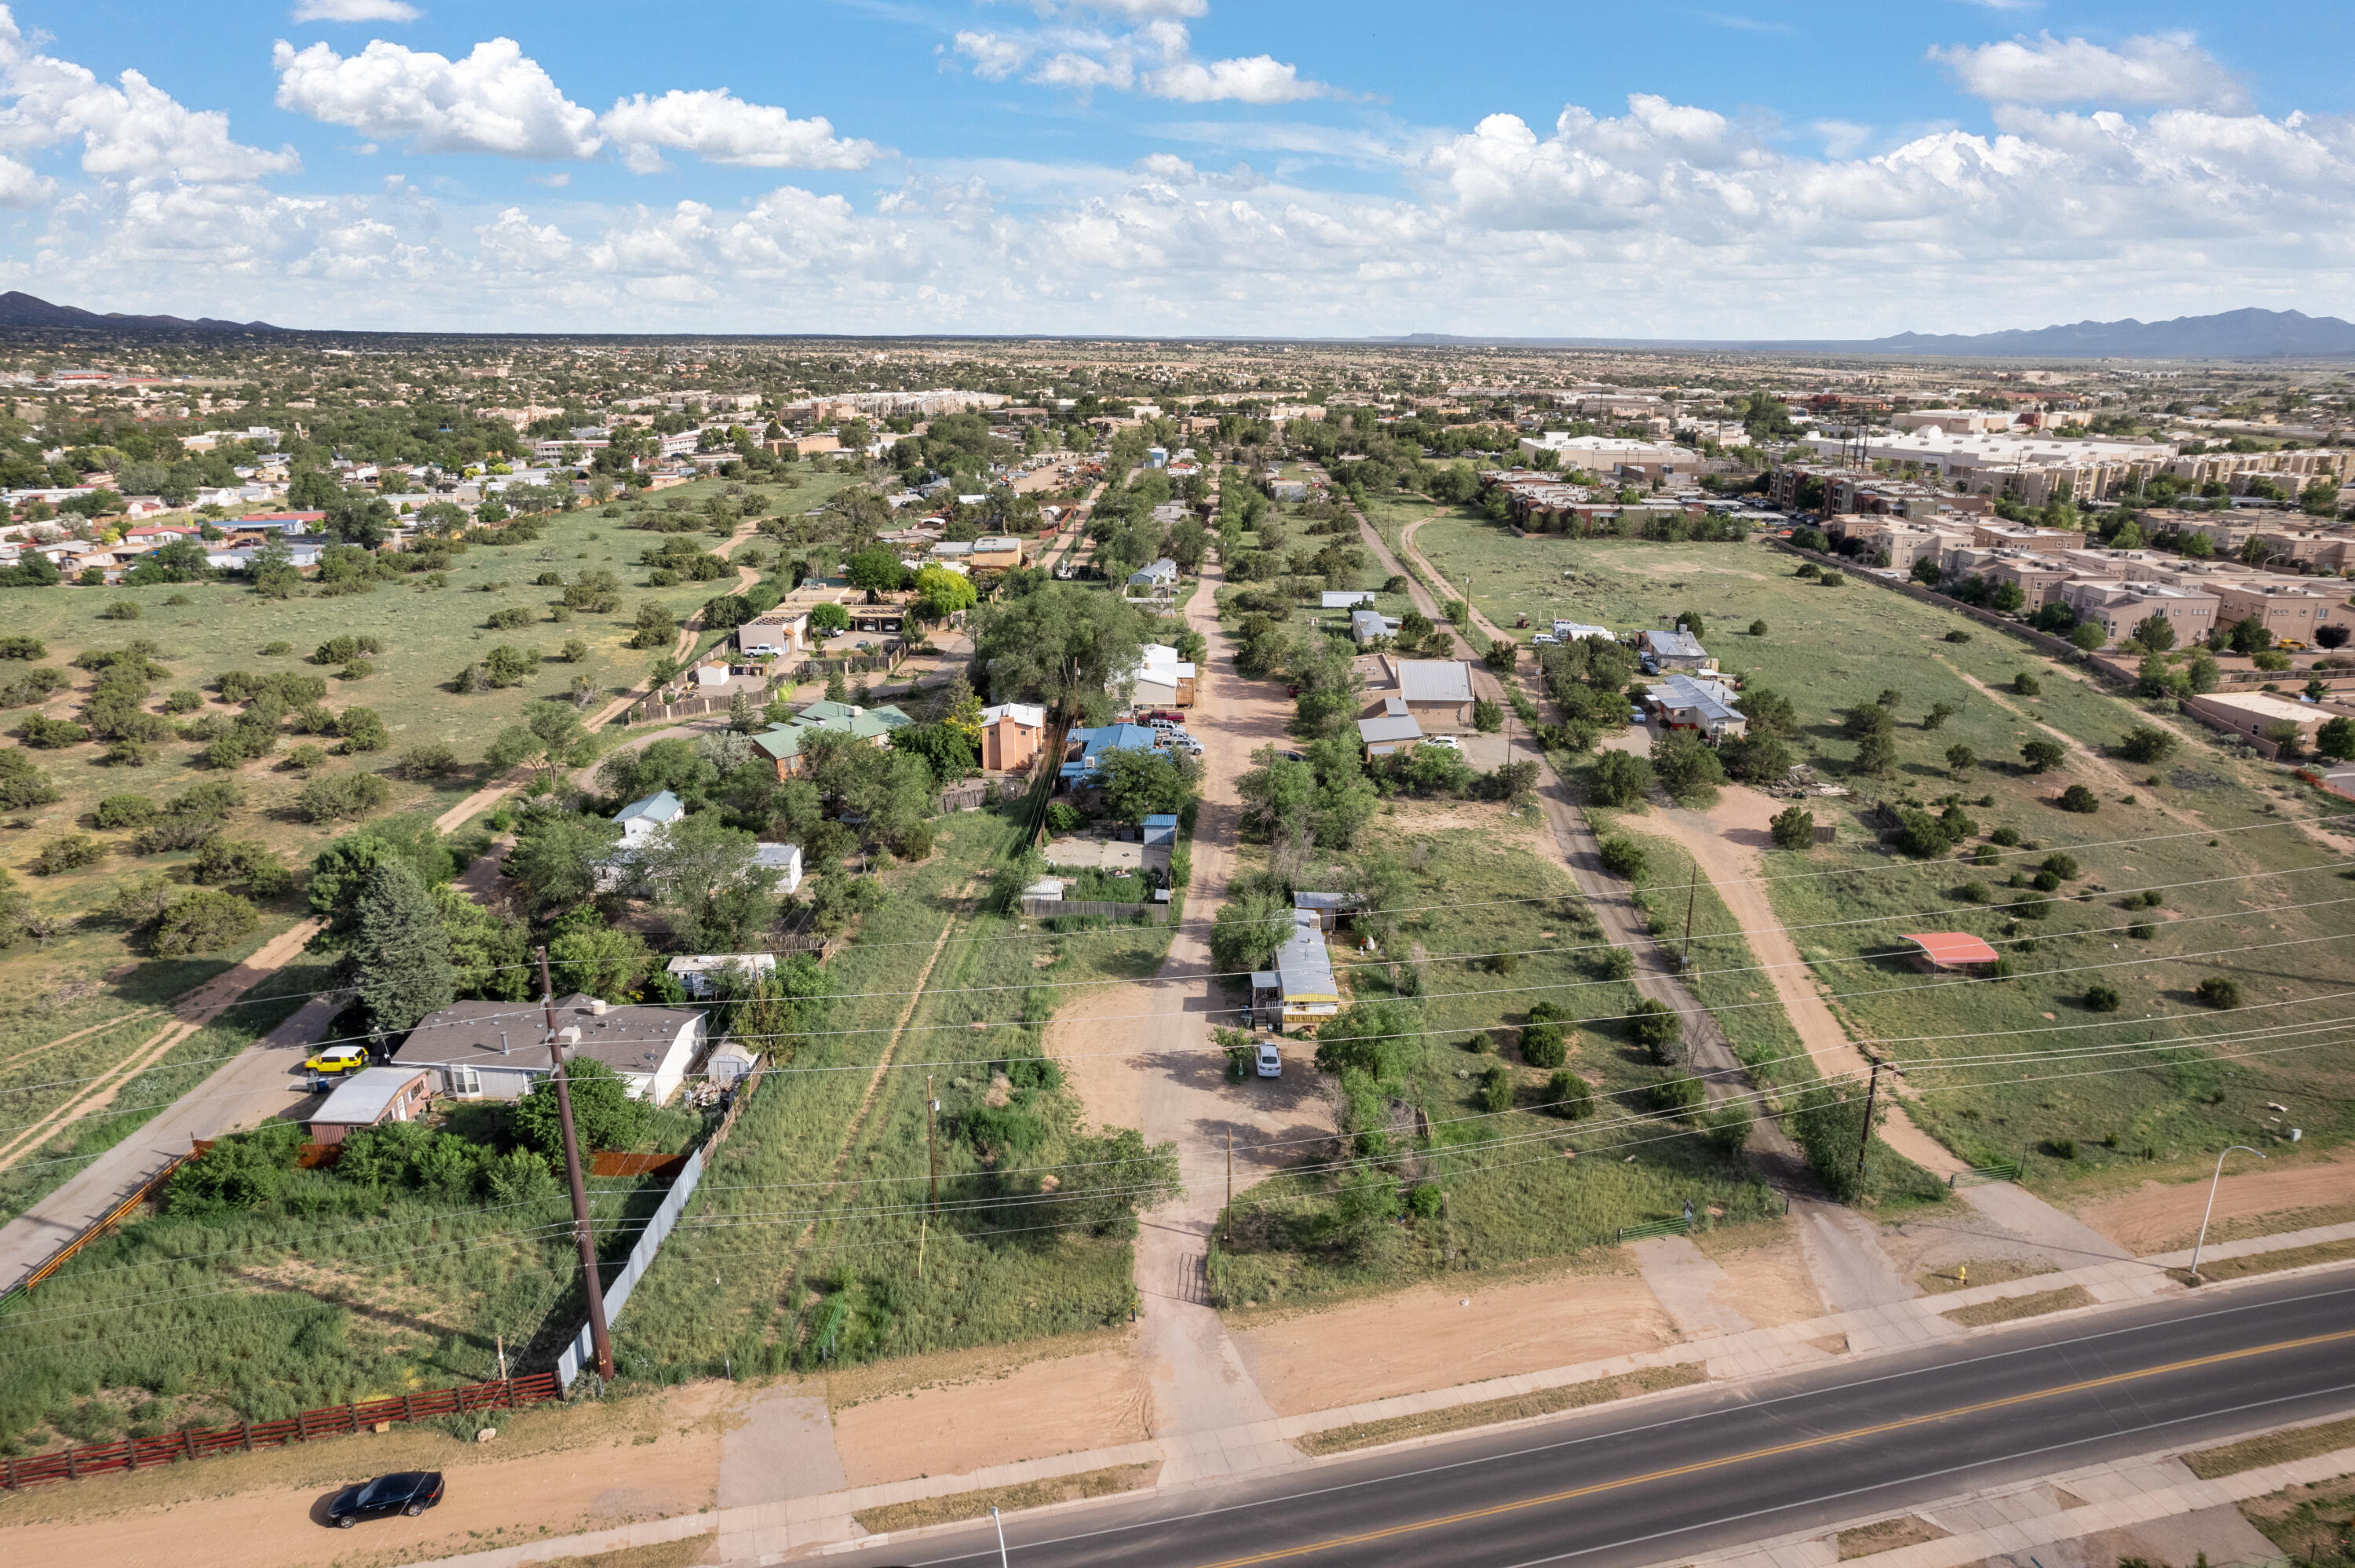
347;859;455;1040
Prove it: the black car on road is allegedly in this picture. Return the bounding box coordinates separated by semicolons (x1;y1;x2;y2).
327;1471;444;1526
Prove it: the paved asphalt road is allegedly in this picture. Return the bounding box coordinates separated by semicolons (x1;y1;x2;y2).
862;1272;2355;1568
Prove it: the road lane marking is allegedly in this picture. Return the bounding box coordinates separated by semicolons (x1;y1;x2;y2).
1191;1326;2355;1567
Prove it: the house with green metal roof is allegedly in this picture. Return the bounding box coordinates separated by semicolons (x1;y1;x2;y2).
750;702;914;778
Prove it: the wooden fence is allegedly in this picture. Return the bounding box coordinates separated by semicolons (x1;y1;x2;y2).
0;1150;193;1310
1019;897;1168;924
0;1373;560;1491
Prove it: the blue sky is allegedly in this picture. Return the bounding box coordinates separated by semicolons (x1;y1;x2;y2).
2;1;2350;336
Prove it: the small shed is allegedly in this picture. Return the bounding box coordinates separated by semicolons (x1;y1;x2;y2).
1292;891;1356;932
1899;932;2002;972
1140;813;1179;848
703;1039;759;1085
307;1067;431;1145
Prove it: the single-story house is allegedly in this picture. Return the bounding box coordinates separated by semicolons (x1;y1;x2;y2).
394;994;706;1104
753;841;804;892
1898;932;2002;973
1128;558;1180;593
1554;621;1612;642
1116;644;1197;709
1322;590;1378;610
1638;628;1712;672
615;789;685;844
1356;712;1426;757
1392;658;1477;727
979;702;1047;772
968;535;1024;571
1250;910;1341;1030
1645;674;1748;742
1350;609;1404;646
666;953;777;1000
2186;691;2335;753
750;702;914;779
1059;722;1160;785
306;1067;432;1145
736;608;810;658
1292;891;1357;932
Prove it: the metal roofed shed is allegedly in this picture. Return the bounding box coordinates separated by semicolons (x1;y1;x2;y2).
1899;932;2002;972
306;1067;431;1144
1356;712;1426;756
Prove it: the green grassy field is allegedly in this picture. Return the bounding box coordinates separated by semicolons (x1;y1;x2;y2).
1420;523;2355;1191
615;807;1180;1381
0;473;874;1193
1209;816;1781;1307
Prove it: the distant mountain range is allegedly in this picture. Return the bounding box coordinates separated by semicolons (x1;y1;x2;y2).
1393;308;2355;359
0;291;279;334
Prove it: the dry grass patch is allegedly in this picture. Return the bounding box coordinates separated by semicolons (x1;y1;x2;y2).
1915;1258;2056;1296
1940;1284;2095;1328
2238;1476;2355;1559
820;1328;1132;1410
2179;1236;2355;1287
1296;1364;1705;1457
2184;1413;2355;1480
517;1534;719;1568
1835;1514;1951;1559
850;1464;1157;1534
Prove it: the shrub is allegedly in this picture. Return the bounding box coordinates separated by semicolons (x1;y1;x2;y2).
486;605;534;630
1589;750;1653;808
560;637;590;663
1748;619;1767;636
2020;738;2066;772
2083;982;2122;1012
1520;1022;1567;1069
2043;1137;2079;1161
2012;672;2040;695
1647;1074;1705;1116
337;706;390;753
481;645;537;687
2116;725;2178;764
295;771;393;822
2042;852;2079;879
100;600;142;620
1627;997;1681;1061
1477;1063;1513;1114
1597;836;1648;881
2032;869;2061;892
399;743;459;780
0;635;44;659
93;793;156;830
1944;629;1971;643
338;658;374;680
31;833;104;874
151;889;261;954
1546;1070;1594;1120
2056;783;2100;813
1955;880;1991;903
1990;826;2021;846
2195;976;2242;1008
20;715;89;747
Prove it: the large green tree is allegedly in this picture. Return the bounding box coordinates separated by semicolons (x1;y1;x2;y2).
345;859;455;1039
635;811;779;948
971;582;1149;720
504;810;623;914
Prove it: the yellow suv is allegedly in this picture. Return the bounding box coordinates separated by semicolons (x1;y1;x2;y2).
303;1044;370;1075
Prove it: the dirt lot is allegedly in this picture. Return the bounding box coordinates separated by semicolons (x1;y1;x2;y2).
0;1381;733;1568
1229;1266;1677;1417
826;1338;1152;1487
1692;1222;1827;1329
2068;1150;2355;1253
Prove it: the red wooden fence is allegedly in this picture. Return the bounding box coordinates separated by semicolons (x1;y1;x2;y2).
0;1373;560;1492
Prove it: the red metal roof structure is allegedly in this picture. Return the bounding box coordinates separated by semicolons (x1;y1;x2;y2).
1900;932;2001;968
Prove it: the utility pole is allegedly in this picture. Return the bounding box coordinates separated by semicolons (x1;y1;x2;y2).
1679;853;1699;971
495;1333;508;1383
921;1077;938;1281
1855;1056;1883;1178
1224;1127;1233;1245
538;946;613;1381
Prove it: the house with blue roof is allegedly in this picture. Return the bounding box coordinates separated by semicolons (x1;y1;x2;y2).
613;789;685;844
1057;722;1159;786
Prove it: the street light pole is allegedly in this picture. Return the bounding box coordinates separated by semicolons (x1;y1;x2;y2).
2188;1144;2265;1284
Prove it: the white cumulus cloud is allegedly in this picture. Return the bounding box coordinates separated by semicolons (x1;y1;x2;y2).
953;31;1033;82
1144;53;1325;104
271;37;605;159
289;0;422;22
601;89;880;173
1930;32;2248;111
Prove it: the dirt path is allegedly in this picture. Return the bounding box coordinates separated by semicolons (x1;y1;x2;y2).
776;888;971;1318
1043;551;1330;1482
1937;658;2211;833
0;1008;162;1072
1612;793;1963;1178
2069;1149;2355;1253
0;1380;733;1568
0;917;325;1174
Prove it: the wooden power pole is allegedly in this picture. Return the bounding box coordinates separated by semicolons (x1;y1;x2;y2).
538;946;613;1381
1856;1057;1884;1178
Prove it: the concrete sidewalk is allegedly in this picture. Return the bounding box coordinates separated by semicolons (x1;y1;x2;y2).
396;1216;2355;1568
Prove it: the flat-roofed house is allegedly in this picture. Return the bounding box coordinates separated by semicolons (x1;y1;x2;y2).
978;702;1047;772
1390;658;1475;727
1645;674;1748;741
1250;910;1342;1030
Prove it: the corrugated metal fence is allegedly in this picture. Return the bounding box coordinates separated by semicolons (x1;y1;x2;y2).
557;1147;704;1391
